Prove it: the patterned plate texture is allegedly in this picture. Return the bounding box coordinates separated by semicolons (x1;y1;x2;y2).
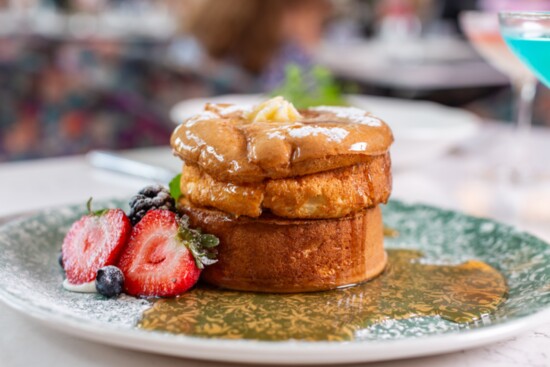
0;199;549;363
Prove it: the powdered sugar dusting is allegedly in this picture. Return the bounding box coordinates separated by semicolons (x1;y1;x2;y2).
0;200;150;328
183;104;252;126
310;106;382;126
184;111;218;126
216;104;250;116
0;199;550;342
355;316;461;340
288;125;349;142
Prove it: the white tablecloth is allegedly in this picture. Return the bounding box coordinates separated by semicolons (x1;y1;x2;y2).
1;122;550;367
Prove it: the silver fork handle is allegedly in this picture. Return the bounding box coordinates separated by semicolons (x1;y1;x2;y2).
87;150;177;183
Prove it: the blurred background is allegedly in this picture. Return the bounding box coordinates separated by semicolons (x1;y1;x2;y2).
0;0;549;162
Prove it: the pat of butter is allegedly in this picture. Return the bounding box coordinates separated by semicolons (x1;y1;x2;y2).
246;96;302;123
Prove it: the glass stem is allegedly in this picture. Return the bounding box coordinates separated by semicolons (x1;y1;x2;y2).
510;78;537;183
515;78;536;139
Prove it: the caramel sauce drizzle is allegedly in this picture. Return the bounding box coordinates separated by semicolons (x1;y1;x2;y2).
170;104;394;183
138;249;507;341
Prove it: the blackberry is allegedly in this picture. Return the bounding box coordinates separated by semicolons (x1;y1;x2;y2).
128;185;175;225
96;266;125;298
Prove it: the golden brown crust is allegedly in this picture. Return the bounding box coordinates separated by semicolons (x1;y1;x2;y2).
265;153;392;218
180;153;392;219
170;106;393;184
180;165;265;218
180;203;387;293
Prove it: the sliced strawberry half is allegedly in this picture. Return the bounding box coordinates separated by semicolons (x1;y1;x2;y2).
118;210;203;297
62;206;132;284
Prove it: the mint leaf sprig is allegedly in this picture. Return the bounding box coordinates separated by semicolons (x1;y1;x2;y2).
169;173;182;201
177;215;219;270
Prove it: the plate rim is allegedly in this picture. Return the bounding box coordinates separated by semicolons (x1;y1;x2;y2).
1;200;549;365
3;285;550;365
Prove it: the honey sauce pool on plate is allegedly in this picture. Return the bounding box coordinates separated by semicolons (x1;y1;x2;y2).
138;249;507;341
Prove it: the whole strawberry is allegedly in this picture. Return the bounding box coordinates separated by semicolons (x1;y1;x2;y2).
62;199;132;285
118;210;219;297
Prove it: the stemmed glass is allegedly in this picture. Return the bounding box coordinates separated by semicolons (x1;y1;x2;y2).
460;11;538;182
499;12;550;88
499;12;550;182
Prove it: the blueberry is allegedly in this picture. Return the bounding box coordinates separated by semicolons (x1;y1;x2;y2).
96;266;125;298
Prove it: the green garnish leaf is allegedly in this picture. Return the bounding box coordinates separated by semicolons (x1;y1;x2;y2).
86;197;109;216
169;173;182;201
200;234;220;248
270;64;348;109
176;215;219;270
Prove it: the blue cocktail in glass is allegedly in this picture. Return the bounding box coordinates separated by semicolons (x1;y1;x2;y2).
500;12;550;87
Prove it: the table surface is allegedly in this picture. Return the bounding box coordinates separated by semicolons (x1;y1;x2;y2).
2;123;550;367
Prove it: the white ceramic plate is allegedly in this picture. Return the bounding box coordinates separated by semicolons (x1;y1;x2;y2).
170;94;480;169
1;199;550;365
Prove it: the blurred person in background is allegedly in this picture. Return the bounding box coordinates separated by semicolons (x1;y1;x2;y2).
186;0;332;91
0;0;333;162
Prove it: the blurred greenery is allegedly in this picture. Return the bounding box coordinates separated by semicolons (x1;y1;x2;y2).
269;64;348;109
